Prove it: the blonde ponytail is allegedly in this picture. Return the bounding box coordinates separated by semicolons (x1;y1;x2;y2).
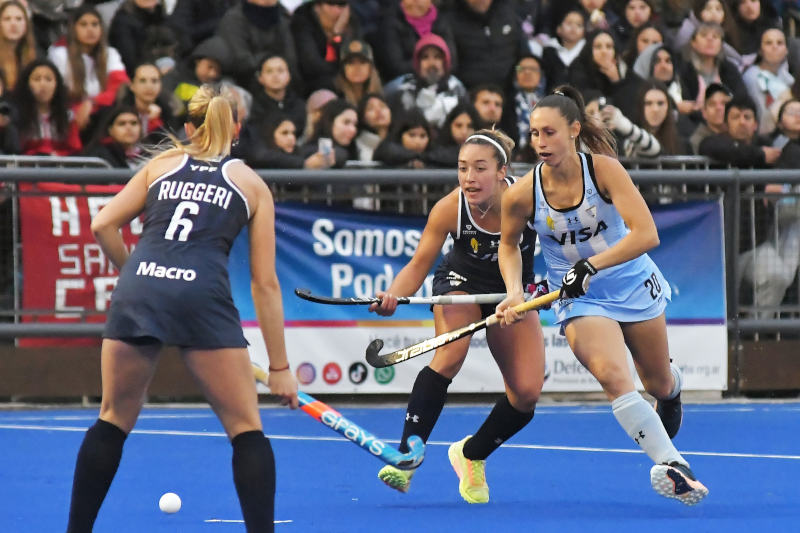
159;85;238;161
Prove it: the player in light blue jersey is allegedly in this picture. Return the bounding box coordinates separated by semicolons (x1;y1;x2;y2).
497;85;708;506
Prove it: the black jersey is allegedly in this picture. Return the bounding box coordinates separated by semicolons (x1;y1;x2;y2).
432;176;537;299
104;154;250;348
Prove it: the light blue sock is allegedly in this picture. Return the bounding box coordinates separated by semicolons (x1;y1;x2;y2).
612;390;685;466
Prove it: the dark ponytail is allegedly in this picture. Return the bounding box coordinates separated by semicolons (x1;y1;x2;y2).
533;84;617;157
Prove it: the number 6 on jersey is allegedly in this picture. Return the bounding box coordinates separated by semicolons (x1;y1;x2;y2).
164;200;199;241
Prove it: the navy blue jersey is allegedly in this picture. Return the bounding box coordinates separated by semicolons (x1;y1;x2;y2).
104;154;251;348
433;176;537;300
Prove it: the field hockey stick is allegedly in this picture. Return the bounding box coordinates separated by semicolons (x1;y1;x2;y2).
365;290;561;368
251;364;424;470
295;288;517;306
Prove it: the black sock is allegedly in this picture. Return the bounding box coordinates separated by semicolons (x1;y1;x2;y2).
399;366;452;453
232;430;275;533
463;396;534;460
66;419;127;533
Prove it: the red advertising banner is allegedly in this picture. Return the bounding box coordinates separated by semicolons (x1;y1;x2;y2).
18;183;140;346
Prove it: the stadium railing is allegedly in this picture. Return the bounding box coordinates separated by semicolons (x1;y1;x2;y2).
1;155;799;395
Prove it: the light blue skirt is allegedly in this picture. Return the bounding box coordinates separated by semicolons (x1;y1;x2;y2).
550;256;672;329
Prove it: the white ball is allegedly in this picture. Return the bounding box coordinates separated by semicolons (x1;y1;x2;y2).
159;492;182;514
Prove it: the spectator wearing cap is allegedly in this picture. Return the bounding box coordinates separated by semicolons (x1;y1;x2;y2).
215;0;301;91
689;81;732;153
699;94;781;166
442;0;529;91
374;0;456;81
291;0;363;95
334;38;382;107
384;33;466;130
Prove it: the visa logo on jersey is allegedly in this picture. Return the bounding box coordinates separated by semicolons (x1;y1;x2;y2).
548;220;608;245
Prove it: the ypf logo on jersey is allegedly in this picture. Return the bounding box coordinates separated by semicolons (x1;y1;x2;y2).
323;362;342;385
190;164;217;172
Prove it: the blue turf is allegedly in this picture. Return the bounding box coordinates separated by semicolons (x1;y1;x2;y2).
1;402;799;532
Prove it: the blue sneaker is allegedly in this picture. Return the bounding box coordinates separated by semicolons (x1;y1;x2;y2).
650;462;708;505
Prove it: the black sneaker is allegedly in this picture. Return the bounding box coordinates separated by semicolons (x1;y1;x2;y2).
650;462;708;505
654;392;682;439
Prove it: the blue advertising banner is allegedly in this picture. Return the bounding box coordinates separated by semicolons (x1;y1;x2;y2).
230;200;726;325
233;199;726;393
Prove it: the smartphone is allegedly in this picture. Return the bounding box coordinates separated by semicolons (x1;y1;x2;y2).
318;137;333;156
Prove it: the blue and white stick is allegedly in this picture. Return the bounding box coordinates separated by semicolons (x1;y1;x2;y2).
252;364;424;470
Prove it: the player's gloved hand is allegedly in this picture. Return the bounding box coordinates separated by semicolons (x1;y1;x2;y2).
560;259;597;298
526;280;552;309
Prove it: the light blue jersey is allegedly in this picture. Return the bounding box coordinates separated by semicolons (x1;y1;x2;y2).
532;152;670;325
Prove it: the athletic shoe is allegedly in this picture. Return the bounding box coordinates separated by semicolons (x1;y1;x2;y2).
654;392;683;439
378;464;415;493
448;436;489;504
650;462;708;506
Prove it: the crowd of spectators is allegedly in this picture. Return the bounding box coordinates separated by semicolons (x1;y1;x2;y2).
0;0;794;170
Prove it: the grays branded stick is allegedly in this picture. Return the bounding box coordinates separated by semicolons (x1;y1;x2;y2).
365;290;561;368
252;364;424;470
295;288;519;306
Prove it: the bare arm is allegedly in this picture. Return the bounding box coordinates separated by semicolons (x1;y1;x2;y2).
369;190;458;316
587;155;659;270
497;172;534;324
90;167;149;269
245;166;298;408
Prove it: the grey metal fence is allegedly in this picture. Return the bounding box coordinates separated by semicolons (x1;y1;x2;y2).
2;159;799;347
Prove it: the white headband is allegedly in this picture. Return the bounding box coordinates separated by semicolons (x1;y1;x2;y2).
465;134;507;165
